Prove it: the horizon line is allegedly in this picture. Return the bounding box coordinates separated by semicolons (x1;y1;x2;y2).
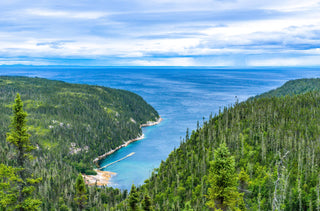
1;64;320;69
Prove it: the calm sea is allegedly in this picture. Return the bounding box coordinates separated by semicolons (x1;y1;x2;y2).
1;66;319;190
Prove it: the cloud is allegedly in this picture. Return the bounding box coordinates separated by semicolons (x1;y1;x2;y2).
26;9;108;19
0;58;51;66
109;9;286;26
130;57;196;66
248;55;320;66
36;40;74;49
0;0;320;66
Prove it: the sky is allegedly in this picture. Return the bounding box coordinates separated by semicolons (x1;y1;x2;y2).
0;0;320;66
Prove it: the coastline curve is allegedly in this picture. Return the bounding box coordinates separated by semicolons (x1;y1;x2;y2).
93;117;163;167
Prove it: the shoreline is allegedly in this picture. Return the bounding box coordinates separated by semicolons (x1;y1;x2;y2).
93;116;163;167
140;117;163;128
83;169;116;186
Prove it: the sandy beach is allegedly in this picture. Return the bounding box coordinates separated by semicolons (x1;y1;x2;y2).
86;117;163;186
83;169;116;186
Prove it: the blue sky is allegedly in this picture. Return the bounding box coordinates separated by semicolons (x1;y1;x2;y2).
0;0;320;66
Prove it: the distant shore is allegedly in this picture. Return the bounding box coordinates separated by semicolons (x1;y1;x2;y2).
93;117;163;167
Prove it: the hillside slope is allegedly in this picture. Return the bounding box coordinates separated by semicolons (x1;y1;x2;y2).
0;76;159;169
122;78;320;210
0;76;159;210
253;78;320;99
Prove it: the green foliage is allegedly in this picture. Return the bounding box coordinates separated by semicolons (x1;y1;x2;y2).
3;76;320;210
238;168;249;194
129;184;139;211
253;78;320;99
206;143;243;210
84;170;97;175
0;76;159;210
59;197;69;211
0;76;159;171
6;93;35;162
0;164;19;210
129;78;320;210
74;173;88;210
3;94;42;211
19;197;42;211
142;194;153;211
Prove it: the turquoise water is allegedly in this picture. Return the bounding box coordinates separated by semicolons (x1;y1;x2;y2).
1;67;320;190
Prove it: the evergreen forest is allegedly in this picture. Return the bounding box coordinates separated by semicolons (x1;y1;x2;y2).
0;76;159;210
1;76;320;210
129;78;320;210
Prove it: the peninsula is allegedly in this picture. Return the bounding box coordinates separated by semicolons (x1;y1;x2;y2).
0;76;160;179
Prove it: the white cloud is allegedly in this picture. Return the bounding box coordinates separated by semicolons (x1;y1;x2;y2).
130;58;195;66
26;9;108;19
0;0;320;66
248;56;320;66
0;59;51;65
201;15;320;38
256;0;320;12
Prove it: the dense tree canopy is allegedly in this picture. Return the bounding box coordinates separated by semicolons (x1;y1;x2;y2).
130;78;320;210
4;93;42;211
2;77;320;210
0;76;159;210
74;173;88;210
206;143;244;210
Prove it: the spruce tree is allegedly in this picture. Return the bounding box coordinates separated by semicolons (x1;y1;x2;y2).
206;143;244;210
142;194;152;211
74;173;88;210
129;184;139;211
6;93;42;210
0;164;19;209
58;197;69;211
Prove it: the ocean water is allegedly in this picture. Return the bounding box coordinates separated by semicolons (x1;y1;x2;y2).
1;66;319;190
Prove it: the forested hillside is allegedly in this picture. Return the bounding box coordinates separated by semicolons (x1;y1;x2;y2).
253;78;320;99
0;76;159;170
0;76;159;210
2;77;320;210
118;78;320;210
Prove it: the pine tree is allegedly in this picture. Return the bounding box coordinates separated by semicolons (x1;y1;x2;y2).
129;184;139;211
142;194;153;211
74;173;88;210
58;197;69;211
0;164;19;209
6;93;42;210
206;143;244;210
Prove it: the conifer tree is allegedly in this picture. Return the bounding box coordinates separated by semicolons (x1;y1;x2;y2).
142;194;152;211
6;93;42;210
129;184;139;211
206;143;244;210
74;173;88;210
0;164;18;209
58;197;69;211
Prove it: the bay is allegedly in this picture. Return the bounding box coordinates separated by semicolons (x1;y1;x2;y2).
1;66;319;190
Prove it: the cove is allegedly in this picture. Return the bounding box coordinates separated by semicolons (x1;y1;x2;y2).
2;67;320;190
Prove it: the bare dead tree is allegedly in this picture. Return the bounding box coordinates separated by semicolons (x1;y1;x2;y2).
272;150;290;211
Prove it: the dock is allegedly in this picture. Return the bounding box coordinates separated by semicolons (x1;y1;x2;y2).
99;152;135;170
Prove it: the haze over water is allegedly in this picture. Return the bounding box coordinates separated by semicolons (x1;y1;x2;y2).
1;67;320;190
